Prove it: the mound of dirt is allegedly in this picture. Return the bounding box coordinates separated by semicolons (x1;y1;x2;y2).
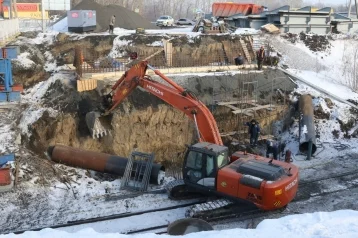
299;32;331;52
73;0;157;31
281;33;331;52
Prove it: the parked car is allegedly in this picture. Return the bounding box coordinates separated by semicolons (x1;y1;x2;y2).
156;15;174;27
176;18;194;25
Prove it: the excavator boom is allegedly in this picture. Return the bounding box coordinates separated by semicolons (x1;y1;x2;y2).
86;61;222;145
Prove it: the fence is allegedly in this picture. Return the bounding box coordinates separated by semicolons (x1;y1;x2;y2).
0;19;20;47
18;19;51;32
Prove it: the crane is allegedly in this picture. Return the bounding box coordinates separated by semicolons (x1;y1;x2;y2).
85;61;299;212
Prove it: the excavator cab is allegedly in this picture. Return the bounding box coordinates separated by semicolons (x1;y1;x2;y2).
183;142;229;191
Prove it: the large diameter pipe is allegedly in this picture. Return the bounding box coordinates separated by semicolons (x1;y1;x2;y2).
47;145;165;185
299;95;317;155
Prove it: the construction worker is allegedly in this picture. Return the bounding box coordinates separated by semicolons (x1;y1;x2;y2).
245;119;260;147
234;53;245;66
109;15;116;34
256;46;265;70
266;139;279;160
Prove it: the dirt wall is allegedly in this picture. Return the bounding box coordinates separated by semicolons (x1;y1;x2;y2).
26;83;194;163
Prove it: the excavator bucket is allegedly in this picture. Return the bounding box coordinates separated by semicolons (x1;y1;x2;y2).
85;111;112;138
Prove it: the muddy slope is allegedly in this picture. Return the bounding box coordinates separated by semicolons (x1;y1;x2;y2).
26;80;194;163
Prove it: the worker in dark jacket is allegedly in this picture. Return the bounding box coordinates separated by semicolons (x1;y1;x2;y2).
256;46;265;70
266;139;279;160
245;119;260;147
234;53;245;66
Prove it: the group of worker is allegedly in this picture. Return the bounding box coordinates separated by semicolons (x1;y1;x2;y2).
245;119;284;161
234;46;266;70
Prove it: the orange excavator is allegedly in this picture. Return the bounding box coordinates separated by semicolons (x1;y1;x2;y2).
85;61;299;214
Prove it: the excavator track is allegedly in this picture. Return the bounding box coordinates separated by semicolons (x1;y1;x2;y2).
185;198;273;220
185;199;233;218
166;181;259;219
165;180;204;200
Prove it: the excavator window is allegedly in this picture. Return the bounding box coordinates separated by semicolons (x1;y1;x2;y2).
186;151;203;170
217;151;229;168
185;150;217;188
206;154;215;177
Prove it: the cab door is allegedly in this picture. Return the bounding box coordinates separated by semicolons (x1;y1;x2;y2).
183;150;216;190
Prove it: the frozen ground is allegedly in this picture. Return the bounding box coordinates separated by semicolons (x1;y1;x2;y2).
1;29;358;236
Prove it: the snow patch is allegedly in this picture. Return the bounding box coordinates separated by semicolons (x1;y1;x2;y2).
16;52;36;69
108;37;132;58
44;51;57;72
19;107;58;136
147;41;163;47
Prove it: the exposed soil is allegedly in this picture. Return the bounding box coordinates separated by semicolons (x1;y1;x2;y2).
73;0;157;31
24;78;195;163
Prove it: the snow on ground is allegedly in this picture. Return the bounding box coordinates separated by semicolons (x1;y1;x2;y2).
234;28;261;35
51;17;68;32
291;70;358;101
3;210;358;238
272;35;358;88
18;73;73;136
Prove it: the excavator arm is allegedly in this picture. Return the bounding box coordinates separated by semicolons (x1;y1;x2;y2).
87;61;222;145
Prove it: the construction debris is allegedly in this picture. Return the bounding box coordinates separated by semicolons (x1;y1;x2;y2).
261;24;280;34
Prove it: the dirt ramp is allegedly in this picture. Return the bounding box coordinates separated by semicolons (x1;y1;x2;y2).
73;0;157;31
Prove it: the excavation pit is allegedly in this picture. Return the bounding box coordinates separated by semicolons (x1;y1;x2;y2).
26;69;296;168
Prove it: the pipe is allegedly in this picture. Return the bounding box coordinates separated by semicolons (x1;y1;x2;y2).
299;95;317;155
47;145;165;185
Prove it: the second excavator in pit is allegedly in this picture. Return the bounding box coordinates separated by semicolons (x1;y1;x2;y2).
85;61;299;217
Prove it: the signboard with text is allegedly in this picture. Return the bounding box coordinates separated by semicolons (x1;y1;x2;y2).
3;11;49;19
3;3;39;12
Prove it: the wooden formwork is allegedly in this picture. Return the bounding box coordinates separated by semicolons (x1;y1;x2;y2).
77;79;98;92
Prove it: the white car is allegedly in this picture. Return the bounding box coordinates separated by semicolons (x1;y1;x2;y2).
156;15;174;27
176;18;194;25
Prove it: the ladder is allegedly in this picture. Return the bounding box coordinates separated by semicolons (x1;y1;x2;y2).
239;39;252;64
121;151;155;192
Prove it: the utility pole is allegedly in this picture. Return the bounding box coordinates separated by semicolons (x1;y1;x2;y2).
348;0;352;18
355;0;358;19
41;0;46;32
13;0;17;18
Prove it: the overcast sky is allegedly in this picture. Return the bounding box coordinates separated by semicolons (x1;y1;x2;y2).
310;0;349;5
